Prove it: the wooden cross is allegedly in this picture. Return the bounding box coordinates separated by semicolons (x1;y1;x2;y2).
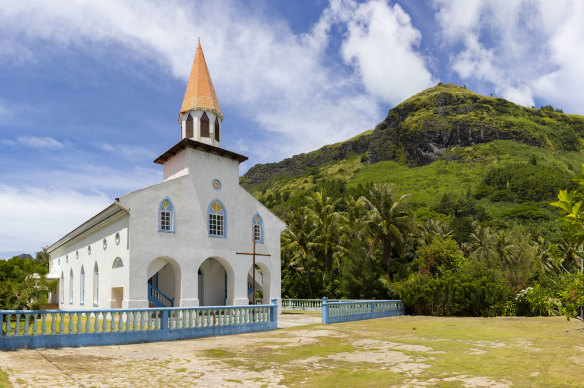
236;232;270;305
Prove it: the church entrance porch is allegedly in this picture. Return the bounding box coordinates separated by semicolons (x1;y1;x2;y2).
198;257;234;306
248;263;271;304
147;257;181;307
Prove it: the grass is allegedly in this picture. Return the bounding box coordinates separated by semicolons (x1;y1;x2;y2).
250;139;584;229
0;369;10;388
198;314;584;387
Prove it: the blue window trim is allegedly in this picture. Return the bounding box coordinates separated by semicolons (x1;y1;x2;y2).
212;179;221;191
93;261;99;307
69;269;74;304
207;198;227;239
158;197;175;233
80;265;85;305
252;213;264;243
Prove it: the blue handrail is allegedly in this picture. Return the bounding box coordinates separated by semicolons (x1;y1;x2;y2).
148;284;174;307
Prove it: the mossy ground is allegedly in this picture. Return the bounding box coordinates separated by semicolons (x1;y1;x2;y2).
0;369;10;388
199;315;584;387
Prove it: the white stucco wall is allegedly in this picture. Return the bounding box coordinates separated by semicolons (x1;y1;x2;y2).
49;216;130;310
119;146;285;309
49;145;285;312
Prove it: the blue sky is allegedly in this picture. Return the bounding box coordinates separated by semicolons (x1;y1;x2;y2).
1;0;584;258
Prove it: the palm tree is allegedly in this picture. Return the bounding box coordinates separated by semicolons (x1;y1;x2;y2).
358;184;414;278
306;191;347;281
281;208;315;297
469;224;497;263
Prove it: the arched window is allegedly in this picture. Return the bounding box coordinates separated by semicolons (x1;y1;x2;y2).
186;113;194;138
200;112;210;137
208;199;226;238
69;269;74;304
80;266;85;305
158;197;175;233
93;262;99;306
214;117;220;141
252;213;264;243
60;271;64;304
112;257;124;268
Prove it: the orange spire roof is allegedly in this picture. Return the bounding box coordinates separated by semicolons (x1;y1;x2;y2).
180;39;222;120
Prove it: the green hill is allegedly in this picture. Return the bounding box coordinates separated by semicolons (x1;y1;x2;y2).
241;83;584;239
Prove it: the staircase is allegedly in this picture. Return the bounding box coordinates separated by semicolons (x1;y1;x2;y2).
148;283;174;307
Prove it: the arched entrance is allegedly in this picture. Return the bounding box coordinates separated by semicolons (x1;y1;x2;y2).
147;257;181;307
248;262;271;304
198;257;233;306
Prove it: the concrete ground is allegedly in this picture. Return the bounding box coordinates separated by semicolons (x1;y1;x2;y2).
0;313;321;388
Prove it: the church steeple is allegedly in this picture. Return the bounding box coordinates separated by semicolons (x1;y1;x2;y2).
179;39;222;147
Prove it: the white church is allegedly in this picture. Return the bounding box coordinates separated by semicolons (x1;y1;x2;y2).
47;41;285;311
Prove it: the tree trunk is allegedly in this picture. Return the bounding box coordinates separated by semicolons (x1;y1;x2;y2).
300;256;313;298
327;250;334;282
383;238;392;278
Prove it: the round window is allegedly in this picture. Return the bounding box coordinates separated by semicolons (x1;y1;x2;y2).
212;179;221;191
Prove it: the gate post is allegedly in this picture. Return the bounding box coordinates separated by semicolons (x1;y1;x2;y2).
160;309;169;331
322;297;329;324
270;299;278;329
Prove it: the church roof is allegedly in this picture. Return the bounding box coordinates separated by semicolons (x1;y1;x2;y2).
180;40;222;121
154;138;248;164
47;202;129;253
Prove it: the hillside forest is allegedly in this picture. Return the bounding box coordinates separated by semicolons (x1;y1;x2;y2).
243;84;584;318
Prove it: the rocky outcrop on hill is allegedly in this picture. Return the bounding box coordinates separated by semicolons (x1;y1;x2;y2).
242;83;584;186
368;85;544;166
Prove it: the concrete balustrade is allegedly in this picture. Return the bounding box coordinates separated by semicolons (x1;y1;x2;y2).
0;299;277;349
281;298;348;311
322;297;404;324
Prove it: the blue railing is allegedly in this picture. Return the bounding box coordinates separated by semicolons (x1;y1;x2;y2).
322;297;404;324
0;299;277;349
148;284;174;307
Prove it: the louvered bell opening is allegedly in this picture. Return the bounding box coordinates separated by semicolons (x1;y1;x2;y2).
200;112;210;137
214;117;220;141
186;113;194;138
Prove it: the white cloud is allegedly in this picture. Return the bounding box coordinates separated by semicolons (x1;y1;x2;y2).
0;0;436;161
0;185;110;253
434;0;584;112
17;136;64;149
340;0;436;104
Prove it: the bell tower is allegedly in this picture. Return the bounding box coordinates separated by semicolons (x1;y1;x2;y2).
179;39;222;147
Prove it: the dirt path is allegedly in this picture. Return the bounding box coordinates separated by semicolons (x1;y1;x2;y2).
0;313;320;388
1;315;582;387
